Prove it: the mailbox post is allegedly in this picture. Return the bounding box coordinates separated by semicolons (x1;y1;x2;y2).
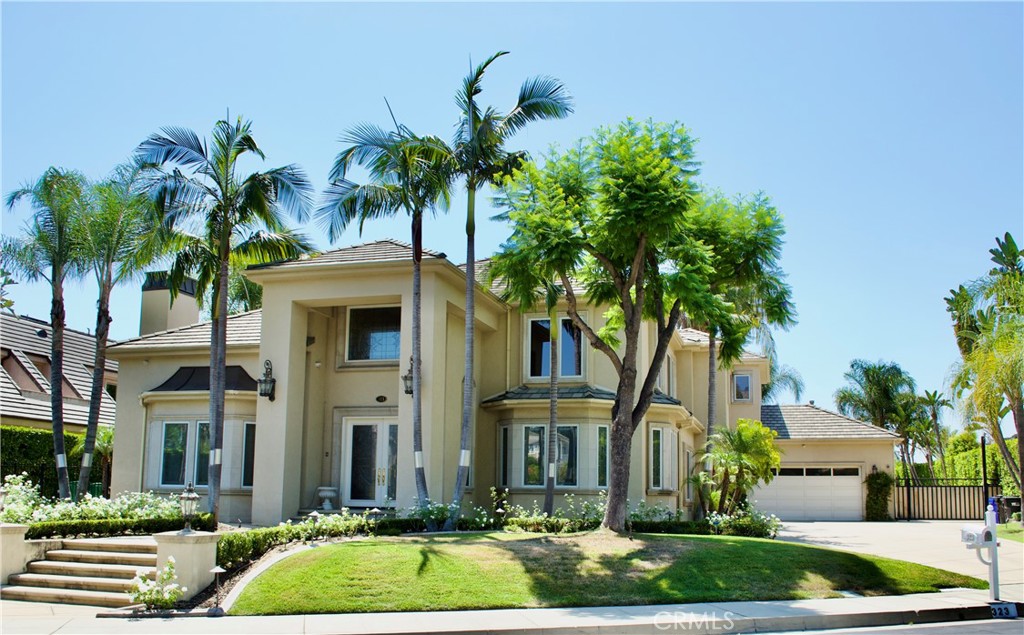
961;504;1000;602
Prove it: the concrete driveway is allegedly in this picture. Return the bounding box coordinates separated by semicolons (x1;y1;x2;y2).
778;521;1023;601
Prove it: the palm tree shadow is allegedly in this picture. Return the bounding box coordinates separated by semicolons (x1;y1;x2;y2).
417;544;449;576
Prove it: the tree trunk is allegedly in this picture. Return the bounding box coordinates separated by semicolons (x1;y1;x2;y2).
603;408;634;531
76;280;112;501
543;310;559;516
707;326;718;444
207;257;229;522
447;186;476;530
716;468;731;514
990;423;1022;489
50;279;71;500
411;213;430;510
932;412;947;478
1013;401;1024;487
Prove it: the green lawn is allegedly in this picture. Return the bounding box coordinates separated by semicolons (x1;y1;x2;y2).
230;531;985;615
998;523;1023;543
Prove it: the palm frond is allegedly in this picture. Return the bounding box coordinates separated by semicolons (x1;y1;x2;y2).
501;75;574;136
135;127;210;171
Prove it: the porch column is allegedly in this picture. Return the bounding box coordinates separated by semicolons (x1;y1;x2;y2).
252;301;308;525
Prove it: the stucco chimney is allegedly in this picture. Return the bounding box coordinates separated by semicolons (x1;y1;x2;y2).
139;271;200;336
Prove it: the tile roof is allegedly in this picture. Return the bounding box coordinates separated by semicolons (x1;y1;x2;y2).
483;383;681;406
108;310;262;352
760;404;900;441
1;312;117;427
249;239;446;271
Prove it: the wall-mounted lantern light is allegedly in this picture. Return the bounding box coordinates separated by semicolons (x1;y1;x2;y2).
401;357;414;395
258;360;276;401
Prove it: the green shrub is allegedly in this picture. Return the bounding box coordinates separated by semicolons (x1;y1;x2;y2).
628;520;711;535
216;512;372;569
865;471;895;521
1;426;101;497
25;514;215;539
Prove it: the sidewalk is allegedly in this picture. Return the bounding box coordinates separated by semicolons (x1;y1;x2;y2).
0;588;1005;635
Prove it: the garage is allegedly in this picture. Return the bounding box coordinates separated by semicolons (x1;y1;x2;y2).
756;404;901;522
754;465;863;521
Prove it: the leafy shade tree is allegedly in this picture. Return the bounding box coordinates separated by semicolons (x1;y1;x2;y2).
446;51;573;527
490;244;564;515
315;120;452;512
136;117;314;521
696;419;781;516
834;359;916;479
920;390;951;477
495;121;759;531
3;168;89;499
688;191;796;444
762;357;805;403
75;162;160;500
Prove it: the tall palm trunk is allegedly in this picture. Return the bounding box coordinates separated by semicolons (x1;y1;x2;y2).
50;278;71;500
411;213;430;509
1013;401;1024;487
543;311;559;516
76;279;112;500
990;425;1022;489
707;326;718;443
447;185;476;530
207;256;229;522
931;412;947;478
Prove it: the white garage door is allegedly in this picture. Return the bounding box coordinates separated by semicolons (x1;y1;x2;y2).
753;466;863;521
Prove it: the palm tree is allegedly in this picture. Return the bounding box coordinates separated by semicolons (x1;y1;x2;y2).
490;242;564;515
3;168;89;499
761;358;804;403
446;51;573;526
315;118;453;511
697;419;780;515
920;390;951;478
834;359;916;479
75;162;160;500
136;116;314;521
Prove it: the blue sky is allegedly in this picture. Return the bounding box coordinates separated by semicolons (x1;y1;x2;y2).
3;2;1022;434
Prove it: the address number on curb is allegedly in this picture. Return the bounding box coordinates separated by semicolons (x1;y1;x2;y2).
990;602;1018;619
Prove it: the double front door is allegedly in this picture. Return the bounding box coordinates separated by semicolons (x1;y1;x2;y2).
343;420;398;507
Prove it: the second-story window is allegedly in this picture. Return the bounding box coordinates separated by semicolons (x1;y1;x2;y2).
732;372;752;402
348;307;401;361
528;317;583;379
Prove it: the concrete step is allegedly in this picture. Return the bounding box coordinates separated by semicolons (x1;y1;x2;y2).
0;585;131;608
61;538;157;554
46;549;157;567
8;572;135;593
28;560;155;580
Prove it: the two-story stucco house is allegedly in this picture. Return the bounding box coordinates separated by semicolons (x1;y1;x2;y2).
107;239;898;525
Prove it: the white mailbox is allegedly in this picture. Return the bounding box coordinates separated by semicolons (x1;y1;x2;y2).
961;523;995;549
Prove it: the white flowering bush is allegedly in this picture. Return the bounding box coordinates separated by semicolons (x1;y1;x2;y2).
706;507;781;539
129;556;186;610
629;499;681;523
0;473;183;524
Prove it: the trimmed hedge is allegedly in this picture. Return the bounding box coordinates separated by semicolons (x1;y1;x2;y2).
629;520;712;535
25;513;215;539
865;471;895;521
1;425;102;497
896;439;1020;496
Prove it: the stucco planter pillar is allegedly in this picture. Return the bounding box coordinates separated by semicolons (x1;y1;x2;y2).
0;524;30;584
153;530;220;601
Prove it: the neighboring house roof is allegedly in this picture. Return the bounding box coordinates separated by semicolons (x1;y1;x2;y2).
248;238;446;271
483;384;682;406
760;404;900;441
108;310;262;352
0;312;117;427
152;366;257;392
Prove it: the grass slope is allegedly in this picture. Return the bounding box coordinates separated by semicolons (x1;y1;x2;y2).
230;531;985;615
998;523;1023;543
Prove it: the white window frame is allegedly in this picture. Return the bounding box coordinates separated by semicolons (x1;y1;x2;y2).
554;424;580;488
522;425;546;487
525;315;586;382
597;425;610;489
732;372;752;403
193;421;210;487
241;422;257;489
497;425;510;488
159;421;190;488
667;356;677;398
345;305;402;363
649;424;679;492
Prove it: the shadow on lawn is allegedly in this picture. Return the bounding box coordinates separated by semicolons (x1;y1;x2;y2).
482;533;959;607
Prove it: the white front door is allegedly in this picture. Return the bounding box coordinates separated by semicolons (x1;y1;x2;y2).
342;420;398;507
